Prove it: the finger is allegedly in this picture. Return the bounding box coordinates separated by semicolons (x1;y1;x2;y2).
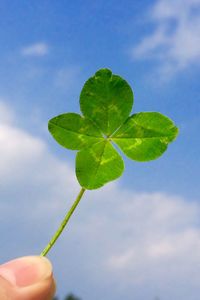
0;256;56;300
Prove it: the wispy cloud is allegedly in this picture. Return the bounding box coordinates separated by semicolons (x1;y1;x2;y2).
21;42;49;57
131;0;200;77
0;100;15;124
54;66;81;91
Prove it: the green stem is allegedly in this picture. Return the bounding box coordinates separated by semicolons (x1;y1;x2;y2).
40;187;86;257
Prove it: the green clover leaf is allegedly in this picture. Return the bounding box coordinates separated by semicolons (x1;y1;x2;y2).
41;68;179;257
48;68;178;190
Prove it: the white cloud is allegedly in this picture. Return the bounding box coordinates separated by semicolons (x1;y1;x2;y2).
106;192;200;274
21;42;49;57
0;123;44;183
0;101;78;222
1;101;200;299
131;0;200;77
69;189;200;299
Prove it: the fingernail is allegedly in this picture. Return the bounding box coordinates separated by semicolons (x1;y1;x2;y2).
0;256;52;287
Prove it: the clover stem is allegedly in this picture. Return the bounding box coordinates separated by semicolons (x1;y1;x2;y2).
40;187;86;257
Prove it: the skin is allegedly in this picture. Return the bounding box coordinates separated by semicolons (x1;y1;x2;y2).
0;256;56;300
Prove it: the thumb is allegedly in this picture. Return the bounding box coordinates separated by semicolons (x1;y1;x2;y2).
0;256;56;300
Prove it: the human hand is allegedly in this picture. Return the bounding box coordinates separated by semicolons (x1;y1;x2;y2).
0;256;56;300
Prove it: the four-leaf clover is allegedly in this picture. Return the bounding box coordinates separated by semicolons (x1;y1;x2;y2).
48;68;178;190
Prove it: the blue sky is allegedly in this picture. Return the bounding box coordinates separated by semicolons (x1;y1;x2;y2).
0;1;200;299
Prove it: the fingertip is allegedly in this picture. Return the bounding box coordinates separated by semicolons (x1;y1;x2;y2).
0;256;53;287
0;256;56;300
